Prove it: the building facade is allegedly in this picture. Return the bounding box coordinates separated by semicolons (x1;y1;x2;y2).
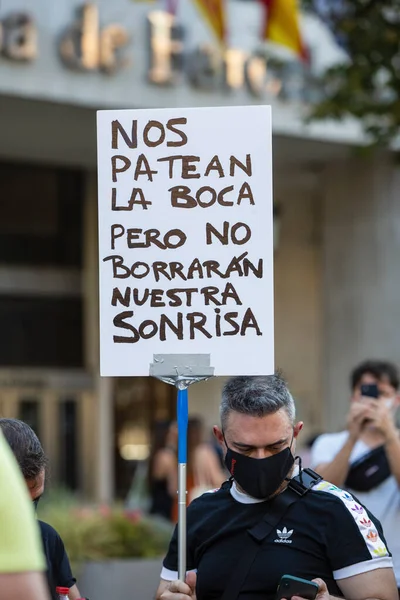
0;0;398;501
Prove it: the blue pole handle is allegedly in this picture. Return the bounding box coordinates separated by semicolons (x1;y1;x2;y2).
177;387;188;464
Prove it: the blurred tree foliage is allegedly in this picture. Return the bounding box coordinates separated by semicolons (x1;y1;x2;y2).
302;0;400;147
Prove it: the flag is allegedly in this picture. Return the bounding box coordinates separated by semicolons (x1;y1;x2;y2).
262;0;307;61
192;0;226;43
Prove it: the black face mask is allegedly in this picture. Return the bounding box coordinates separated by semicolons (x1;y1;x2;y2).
224;435;295;499
32;497;40;511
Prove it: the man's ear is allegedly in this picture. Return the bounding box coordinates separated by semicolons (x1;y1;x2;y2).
293;421;304;439
213;426;224;446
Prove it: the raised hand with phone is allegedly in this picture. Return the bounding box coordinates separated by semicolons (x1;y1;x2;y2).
347;398;373;442
311;360;400;593
358;384;399;442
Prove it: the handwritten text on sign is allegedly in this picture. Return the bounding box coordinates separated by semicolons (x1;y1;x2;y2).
97;106;274;376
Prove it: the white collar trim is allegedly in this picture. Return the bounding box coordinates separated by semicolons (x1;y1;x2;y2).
229;465;300;504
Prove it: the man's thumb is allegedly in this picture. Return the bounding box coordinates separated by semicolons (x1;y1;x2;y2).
186;570;197;591
312;578;328;596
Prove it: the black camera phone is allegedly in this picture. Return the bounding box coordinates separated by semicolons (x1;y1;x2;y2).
276;575;319;600
360;383;379;399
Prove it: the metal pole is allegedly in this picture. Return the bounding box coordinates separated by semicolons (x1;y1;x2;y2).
176;384;188;581
149;355;213;582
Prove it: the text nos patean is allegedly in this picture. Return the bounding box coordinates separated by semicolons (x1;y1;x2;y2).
110;118;254;210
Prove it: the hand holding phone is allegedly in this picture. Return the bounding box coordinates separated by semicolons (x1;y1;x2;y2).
276;575;319;600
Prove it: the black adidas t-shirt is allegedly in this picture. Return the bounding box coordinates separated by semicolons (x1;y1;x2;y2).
162;478;392;600
39;521;76;600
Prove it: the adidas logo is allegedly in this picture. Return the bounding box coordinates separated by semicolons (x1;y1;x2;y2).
367;530;378;542
274;527;293;544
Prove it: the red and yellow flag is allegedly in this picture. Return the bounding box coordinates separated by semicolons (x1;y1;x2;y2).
262;0;307;61
192;0;226;43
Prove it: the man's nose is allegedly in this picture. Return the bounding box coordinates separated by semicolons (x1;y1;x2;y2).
252;448;269;459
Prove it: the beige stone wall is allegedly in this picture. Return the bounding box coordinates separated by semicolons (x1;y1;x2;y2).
322;155;400;432
274;171;323;439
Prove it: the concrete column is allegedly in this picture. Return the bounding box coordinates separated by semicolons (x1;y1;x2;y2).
0;390;18;418
83;172;114;502
274;169;323;435
80;390;97;498
41;391;59;483
83;173;100;374
322;155;400;431
96;376;114;502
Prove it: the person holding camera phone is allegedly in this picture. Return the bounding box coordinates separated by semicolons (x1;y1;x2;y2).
156;375;397;600
312;360;400;595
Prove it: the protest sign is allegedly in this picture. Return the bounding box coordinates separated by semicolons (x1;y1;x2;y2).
97;105;274;376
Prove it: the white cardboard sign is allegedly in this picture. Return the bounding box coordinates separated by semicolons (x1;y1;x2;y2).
97;105;274;377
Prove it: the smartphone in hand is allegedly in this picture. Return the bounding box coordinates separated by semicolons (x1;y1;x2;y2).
275;574;319;600
360;383;379;399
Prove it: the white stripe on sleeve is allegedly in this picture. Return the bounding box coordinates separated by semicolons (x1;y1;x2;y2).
160;567;197;581
312;480;390;560
333;556;393;580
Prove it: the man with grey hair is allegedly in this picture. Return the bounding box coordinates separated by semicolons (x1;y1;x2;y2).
156;375;397;600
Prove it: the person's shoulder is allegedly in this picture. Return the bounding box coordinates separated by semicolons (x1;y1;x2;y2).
38;520;63;543
310;478;351;498
300;479;367;526
313;430;348;448
186;483;232;535
307;479;390;557
308;479;366;515
310;431;350;469
188;481;230;510
311;431;348;460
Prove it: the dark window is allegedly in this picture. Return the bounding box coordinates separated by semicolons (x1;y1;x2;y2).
19;398;41;438
0;296;83;368
114;377;175;499
0;163;83;267
59;399;79;490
